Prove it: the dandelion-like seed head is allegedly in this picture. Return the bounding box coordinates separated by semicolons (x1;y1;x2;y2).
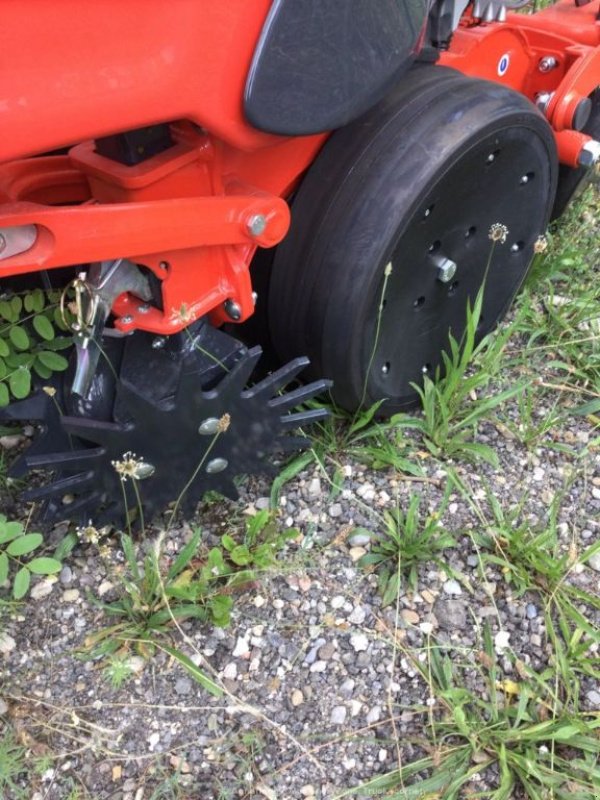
98;543;112;559
426;696;436;707
112;451;145;482
488;223;509;244
42;386;57;397
217;413;231;433
77;524;101;545
533;235;548;254
383;262;393;278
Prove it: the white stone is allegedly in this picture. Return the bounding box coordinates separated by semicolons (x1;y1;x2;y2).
291;689;304;707
0;633;16;655
223;663;237;680
350;633;369;652
31;579;55;600
97;580;114;596
331;595;345;609
494;630;511;655
307;478;322;497
147;732;160;751
232;637;250;658
350;699;363;717
587;552;600;573
443;579;462;596
330;705;347;725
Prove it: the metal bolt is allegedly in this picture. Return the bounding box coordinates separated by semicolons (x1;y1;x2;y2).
539;56;558;73
198;417;221;436
421;365;429;374
152;336;166;350
135;462;156;480
486;153;496;163
0;234;5;253
247;214;267;237
137;303;150;314
519;174;530;184
206;457;228;474
381;363;390;375
432;256;457;284
578;140;600;168
224;299;241;321
120;315;133;324
158;261;169;270
510;243;521;252
535;91;554;114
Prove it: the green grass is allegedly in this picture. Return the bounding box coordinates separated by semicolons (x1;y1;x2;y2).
339;626;600;799
329;187;600;798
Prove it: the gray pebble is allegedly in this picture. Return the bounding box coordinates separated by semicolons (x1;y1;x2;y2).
466;555;479;568
348;532;371;547
339;679;355;699
588;552;600;573
348;606;367;625
587;690;600;706
174;677;193;696
329;503;343;518
435;599;467;631
59;566;73;586
526;604;538;620
318;642;335;660
307;478;322;497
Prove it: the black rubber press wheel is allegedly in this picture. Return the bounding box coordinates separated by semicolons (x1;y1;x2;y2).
269;65;557;412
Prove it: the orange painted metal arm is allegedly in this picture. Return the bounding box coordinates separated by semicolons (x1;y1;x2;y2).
0;196;290;276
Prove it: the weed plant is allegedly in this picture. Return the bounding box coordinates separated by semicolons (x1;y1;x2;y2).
0;725;27;799
0;513;62;599
357;491;455;605
343;626;600;799
85;510;297;692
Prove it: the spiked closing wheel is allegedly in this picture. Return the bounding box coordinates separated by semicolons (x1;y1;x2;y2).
4;325;330;527
269;65;558;413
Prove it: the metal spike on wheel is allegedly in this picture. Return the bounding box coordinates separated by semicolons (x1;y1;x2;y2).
1;327;330;528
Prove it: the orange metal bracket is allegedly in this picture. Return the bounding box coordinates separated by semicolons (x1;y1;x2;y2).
440;0;600;166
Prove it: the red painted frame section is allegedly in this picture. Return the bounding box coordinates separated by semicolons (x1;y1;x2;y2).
0;0;598;336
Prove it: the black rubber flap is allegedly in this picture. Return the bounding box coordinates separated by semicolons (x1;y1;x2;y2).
244;0;427;135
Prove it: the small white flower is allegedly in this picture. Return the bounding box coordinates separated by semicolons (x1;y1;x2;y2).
76;524;100;545
111;451;154;481
488;223;509;244
426;696;436;707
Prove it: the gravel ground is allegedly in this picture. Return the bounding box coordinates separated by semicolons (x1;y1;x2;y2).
1;196;599;799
